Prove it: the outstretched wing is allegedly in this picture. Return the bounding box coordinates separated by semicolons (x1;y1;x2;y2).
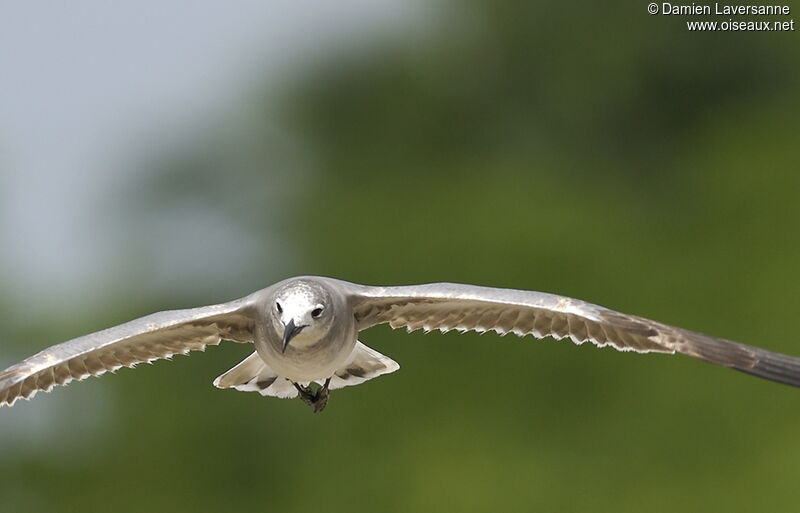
347;281;800;387
0;295;258;407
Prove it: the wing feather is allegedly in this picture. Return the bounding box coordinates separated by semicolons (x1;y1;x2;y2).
348;282;800;387
0;295;257;407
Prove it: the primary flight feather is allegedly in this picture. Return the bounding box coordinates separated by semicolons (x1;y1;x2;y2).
2;276;799;412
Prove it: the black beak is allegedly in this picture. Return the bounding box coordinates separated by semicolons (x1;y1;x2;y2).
282;319;305;353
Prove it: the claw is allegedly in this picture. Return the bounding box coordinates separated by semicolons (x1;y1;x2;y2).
312;387;329;413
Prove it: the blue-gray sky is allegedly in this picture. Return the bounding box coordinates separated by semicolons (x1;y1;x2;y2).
0;1;425;310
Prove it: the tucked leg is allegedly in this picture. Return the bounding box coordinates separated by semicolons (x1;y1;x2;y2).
312;378;331;413
292;378;331;413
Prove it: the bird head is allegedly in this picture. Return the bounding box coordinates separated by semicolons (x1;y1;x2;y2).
272;280;333;352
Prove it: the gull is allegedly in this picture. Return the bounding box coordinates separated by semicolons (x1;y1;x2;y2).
2;276;799;412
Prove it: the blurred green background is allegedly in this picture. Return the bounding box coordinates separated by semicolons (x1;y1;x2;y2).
2;1;800;512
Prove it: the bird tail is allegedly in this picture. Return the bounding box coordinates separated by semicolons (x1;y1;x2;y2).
213;343;399;398
328;342;400;390
213;352;298;398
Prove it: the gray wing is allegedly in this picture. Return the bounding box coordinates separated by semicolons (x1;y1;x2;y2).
0;295;258;407
347;281;800;387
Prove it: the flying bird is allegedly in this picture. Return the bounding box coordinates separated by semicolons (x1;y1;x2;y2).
2;276;799;412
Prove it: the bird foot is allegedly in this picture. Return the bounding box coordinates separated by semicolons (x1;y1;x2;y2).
293;380;330;413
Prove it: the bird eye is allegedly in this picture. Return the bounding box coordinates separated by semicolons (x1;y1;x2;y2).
311;307;323;319
276;302;283;313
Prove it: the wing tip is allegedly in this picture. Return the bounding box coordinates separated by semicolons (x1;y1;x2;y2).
731;348;800;388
